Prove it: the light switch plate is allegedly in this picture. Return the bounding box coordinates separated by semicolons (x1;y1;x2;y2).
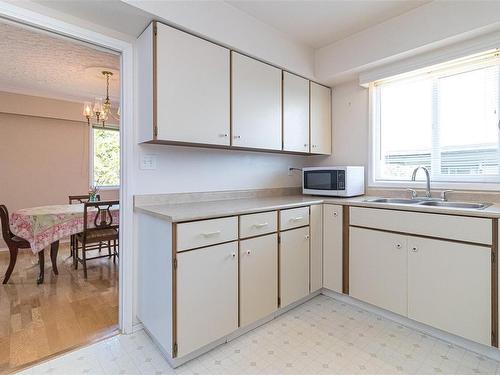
140;154;157;170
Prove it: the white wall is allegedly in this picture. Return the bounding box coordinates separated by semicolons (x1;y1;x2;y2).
316;1;500;84
134;145;308;195
125;0;316;80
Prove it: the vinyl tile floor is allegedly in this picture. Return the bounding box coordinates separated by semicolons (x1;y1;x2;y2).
16;295;500;375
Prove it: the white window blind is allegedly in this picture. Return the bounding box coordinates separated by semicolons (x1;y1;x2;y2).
372;49;500;186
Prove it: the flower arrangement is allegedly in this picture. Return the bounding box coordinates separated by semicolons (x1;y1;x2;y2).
89;178;102;202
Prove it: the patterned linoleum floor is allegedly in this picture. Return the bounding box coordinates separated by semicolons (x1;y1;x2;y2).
16;295;500;375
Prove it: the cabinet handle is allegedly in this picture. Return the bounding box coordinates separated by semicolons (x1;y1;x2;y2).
333;212;338;217
305;234;310;240
246;250;251;255
395;243;402;249
411;246;418;252
290;216;304;222
253;222;268;228
219;133;228;137
304;144;308;147
234;135;241;139
201;231;221;237
231;252;236;258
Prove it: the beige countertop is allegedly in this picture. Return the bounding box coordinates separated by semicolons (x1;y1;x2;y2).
135;194;500;222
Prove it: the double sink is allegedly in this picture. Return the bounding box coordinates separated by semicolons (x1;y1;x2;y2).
364;198;492;210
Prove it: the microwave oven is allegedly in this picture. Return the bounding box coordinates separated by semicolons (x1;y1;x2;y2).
302;166;365;197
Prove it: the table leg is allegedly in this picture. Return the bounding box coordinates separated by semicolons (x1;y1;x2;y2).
37;250;45;285
50;240;59;275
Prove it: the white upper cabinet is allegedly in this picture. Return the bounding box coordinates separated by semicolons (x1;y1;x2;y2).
283;72;309;152
156;23;230;145
231;52;282;150
310;82;332;155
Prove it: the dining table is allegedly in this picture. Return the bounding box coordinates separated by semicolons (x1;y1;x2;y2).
9;203;119;284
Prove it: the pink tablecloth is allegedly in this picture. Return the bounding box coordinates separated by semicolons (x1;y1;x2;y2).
10;204;119;253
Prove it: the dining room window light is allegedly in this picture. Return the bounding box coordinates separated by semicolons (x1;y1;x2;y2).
371;49;500;188
92;126;120;187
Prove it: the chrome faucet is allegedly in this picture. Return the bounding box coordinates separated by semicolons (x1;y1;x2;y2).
411;166;431;198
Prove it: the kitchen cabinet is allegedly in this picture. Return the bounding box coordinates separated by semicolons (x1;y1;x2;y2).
283;72;309;152
231;52;282;150
323;204;343;293
154;23;231;145
280;226;310;307
239;234;278;326
408;236;491;345
310;82;332;155
310;204;323;292
349;227;408;316
176;241;238;357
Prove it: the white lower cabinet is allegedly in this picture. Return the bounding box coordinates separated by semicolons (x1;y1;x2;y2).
323;204;343;293
176;242;238;357
239;234;278;326
310;205;323;292
280;226;310;308
349;227;408;316
408;237;491;345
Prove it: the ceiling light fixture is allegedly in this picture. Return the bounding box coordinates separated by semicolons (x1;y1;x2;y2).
83;70;119;127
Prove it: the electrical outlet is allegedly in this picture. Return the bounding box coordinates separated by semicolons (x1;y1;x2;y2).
140;154;157;170
288;166;293;176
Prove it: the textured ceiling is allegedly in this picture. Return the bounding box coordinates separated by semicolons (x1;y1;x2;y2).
227;0;430;48
0;20;120;103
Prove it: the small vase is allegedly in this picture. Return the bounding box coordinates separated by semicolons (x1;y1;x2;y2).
89;193;97;202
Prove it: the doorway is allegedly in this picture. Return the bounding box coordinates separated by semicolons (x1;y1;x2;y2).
0;15;130;373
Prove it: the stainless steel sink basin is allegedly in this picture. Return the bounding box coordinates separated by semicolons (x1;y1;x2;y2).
417;201;492;210
365;198;424;204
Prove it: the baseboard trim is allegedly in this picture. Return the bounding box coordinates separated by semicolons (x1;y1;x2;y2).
321;289;500;362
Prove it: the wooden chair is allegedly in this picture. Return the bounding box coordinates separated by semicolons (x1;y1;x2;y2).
68;194;101;257
74;201;119;279
1;204;43;284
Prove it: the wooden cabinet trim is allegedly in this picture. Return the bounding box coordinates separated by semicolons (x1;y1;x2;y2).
152;21;158;140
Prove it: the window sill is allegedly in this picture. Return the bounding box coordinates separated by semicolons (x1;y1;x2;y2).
96;185;120;191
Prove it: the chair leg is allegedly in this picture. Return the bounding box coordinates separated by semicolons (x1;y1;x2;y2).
113;240;117;264
2;245;19;284
99;242;102;253
82;244;88;279
74;241;78;270
37;250;45;285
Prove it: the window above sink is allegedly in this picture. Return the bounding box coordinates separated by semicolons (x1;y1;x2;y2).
369;49;500;191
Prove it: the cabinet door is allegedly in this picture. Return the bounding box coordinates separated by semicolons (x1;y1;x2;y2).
408;237;491;345
231;52;282;150
310;82;331;155
240;234;278;326
310;205;323;292
349;227;407;315
283;72;309;152
280;227;310;307
323;205;343;293
176;242;238;357
156;23;230;145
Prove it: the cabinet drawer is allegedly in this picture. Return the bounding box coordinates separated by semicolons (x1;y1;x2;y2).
350;207;492;245
176;216;238;252
280;206;310;230
240;211;277;238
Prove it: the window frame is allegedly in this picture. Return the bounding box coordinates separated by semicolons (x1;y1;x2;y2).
369;59;500;192
89;124;120;190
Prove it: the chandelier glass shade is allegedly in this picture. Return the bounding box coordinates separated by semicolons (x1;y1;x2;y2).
82;71;119;127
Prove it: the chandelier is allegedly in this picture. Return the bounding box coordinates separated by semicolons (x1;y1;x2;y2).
82;70;120;127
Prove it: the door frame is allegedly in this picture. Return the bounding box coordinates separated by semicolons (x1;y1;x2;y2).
0;1;135;334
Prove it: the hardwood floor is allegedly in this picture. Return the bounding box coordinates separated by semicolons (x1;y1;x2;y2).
0;243;118;374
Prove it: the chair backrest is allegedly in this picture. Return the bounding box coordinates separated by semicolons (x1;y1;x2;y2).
68;194;101;204
0;205;13;244
82;200;119;238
